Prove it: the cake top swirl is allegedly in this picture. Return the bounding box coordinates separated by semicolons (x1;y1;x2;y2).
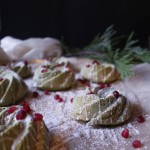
0;68;28;106
0;104;50;150
72;87;131;126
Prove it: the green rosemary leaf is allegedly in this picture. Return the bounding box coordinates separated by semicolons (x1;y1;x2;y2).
132;47;150;63
123;32;138;51
63;26;150;79
114;53;134;79
82;25;115;52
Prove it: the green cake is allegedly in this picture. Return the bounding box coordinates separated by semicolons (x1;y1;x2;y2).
81;62;119;83
33;57;75;91
72;87;131;126
0;105;50;150
0;68;28;106
11;61;32;79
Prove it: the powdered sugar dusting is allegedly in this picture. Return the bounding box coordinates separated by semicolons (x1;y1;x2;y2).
23;58;150;150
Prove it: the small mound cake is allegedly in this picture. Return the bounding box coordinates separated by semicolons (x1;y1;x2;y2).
0;68;28;106
81;60;119;83
11;61;32;79
33;57;75;91
72;87;131;126
0;104;50;150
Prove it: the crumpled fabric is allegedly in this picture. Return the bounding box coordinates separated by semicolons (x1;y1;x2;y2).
0;36;62;61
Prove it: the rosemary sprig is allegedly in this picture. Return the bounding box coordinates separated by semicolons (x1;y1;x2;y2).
63;26;150;79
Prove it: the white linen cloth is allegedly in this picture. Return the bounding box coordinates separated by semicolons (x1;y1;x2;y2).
0;36;62;60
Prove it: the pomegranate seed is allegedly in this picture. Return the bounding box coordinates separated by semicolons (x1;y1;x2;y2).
33;113;43;121
106;83;111;87
22;101;29;106
22;102;31;113
77;79;87;84
41;65;47;68
92;60;100;65
55;63;63;67
86;83;90;87
7;106;17;114
33;91;39;98
16;110;27;120
86;92;95;95
113;91;120;99
0;78;3;82
70;98;74;103
137;115;145;123
54;95;63;102
132;140;142;148
24;60;28;66
121;128;129;138
100;83;105;89
66;70;72;74
54;94;60;100
57;98;63;103
77;79;90;87
86;64;91;67
41;69;47;73
44;90;50;95
66;64;71;69
12;60;16;63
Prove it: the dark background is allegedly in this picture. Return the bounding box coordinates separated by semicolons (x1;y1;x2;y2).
1;0;150;48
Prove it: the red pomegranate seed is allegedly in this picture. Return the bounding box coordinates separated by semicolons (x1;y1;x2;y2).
86;82;90;87
41;65;47;68
24;60;28;66
92;60;100;65
100;83;105;89
7;106;17;114
121;128;129;138
54;95;63;102
86;64;91;67
113;91;120;99
41;69;47;73
54;94;60;100
132;140;142;148
33;91;39;98
44;90;50;95
0;78;3;82
77;79;87;84
66;70;72;74
57;97;63;103
137;115;145;123
55;63;63;67
22;105;31;113
66;64;71;69
12;60;16;63
16;110;27;120
77;79;90;87
86;91;95;95
106;83;111;87
33;113;43;121
22;101;29;106
22;102;31;113
70;98;74;103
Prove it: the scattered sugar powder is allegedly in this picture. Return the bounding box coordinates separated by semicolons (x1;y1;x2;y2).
23;59;150;150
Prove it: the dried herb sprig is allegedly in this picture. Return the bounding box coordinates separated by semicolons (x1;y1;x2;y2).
63;26;150;79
